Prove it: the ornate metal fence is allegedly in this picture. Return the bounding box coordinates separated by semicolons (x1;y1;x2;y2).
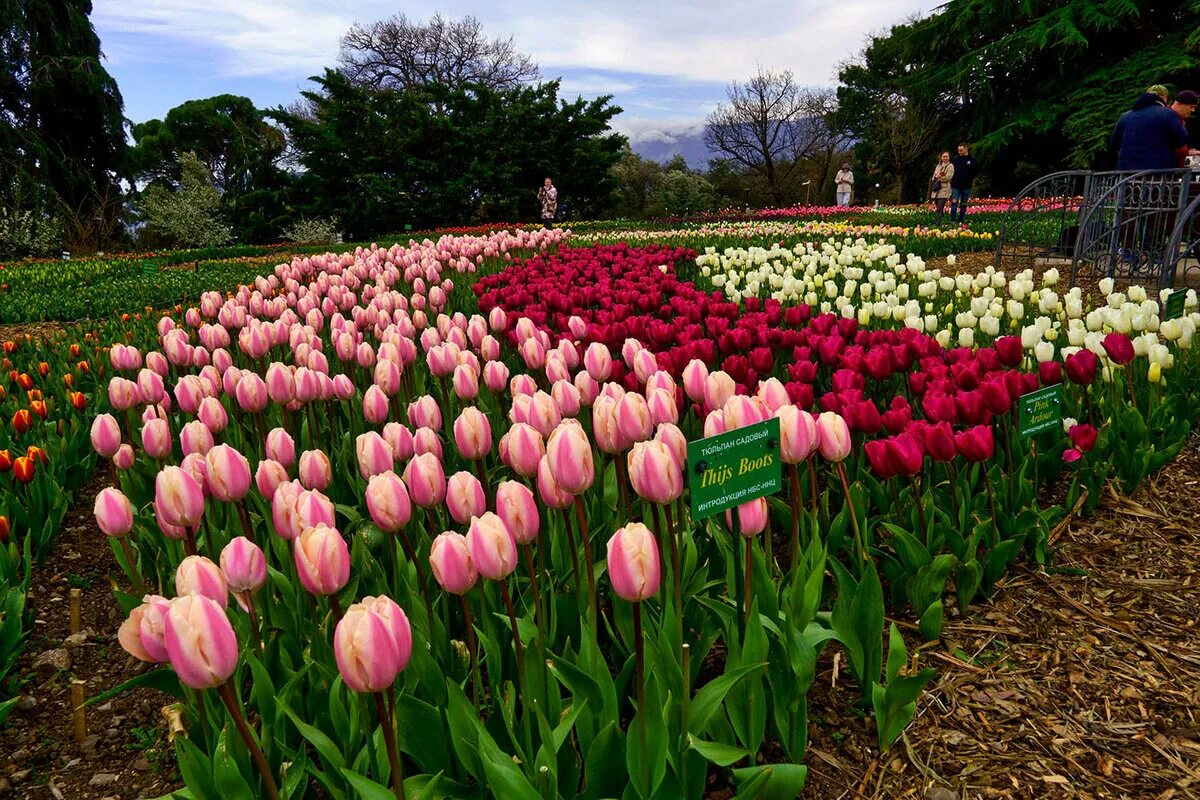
996;169;1200;289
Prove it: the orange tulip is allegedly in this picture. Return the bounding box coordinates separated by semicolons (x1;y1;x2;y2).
30;401;47;419
11;409;32;435
26;389;41;401
0;386;6;401
0;515;9;544
63;374;73;388
6;369;16;383
0;449;11;472
69;344;81;357
13;456;34;483
38;361;49;377
26;445;48;464
2;341;14;354
77;361;89;374
16;373;33;390
121;313;130;322
70;391;86;410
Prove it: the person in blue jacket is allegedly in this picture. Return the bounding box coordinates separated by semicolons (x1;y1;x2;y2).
1111;86;1189;170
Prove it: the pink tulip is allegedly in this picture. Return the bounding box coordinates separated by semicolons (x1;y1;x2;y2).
141;418;172;460
180;420;214;457
374;359;402;396
407;395;442;430
551;379;581;417
703;409;725;438
296;488;336;530
499;422;544;478
591;395;628;454
294;524;351;596
757;378;790;416
299;449;333;490
138;369;166;405
355;431;393;479
220;537;267;600
335;596;412;692
527;391;561;438
654;423;687;469
453;407;492;460
815;412;851;462
197;397;228;434
172;377;203;414
265;362;295;405
722;395;763;431
574;371;600;406
430;532;478;594
777;405;818;464
155;466;205;528
271;480;304;540
383;422;415;461
366;471;412;531
682;360;709;403
255;459;289;501
235;372;268;413
90;414;122;458
176;554;229;609
118;595;170;663
607;523;661;602
704;371;736;412
412;426;442;459
94;487;134;537
204;444;252;502
584;343;612;381
537;454;575;509
114;443;135;470
647;388;679;426
627;441;683;505
482;361;509;392
725;498;769;537
163;595;239;689
363;385;390;425
332;374;355;400
631;349;658;384
180;452;210;498
545;421;595;494
488;306;507;332
466;512;518;580
266;428;296;468
446;471;487;524
452;364;479;400
494;480;537;544
615;392;653;445
403;452;447;508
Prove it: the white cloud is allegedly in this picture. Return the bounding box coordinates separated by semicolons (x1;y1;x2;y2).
95;0;941;85
615;118;708;146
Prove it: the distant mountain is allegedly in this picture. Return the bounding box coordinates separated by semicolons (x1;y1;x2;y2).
622;121;715;168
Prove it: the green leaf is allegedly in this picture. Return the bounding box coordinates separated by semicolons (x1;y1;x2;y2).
284;705;346;774
85;668;183;706
731;763;808;799
583;722;625;800
339;769;395;800
476;720;542;800
689;662;767;735
688;736;749;767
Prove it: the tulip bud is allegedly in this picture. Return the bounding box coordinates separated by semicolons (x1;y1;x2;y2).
334;595;412;692
537;454;575;509
403;451;447;508
628;441;683;505
606;523;661;602
725;497;768;537
499;422;544;478
815;412;851;462
466;512;518;580
355;431;393;480
255;459;289;500
615;393;653;445
482;361;509;392
114;443;135;470
141;418;173;460
544;421;595;494
235;372;268;413
430;532;477;594
777;405;818;464
266;427;296;468
332;373;355;400
446;471;487;524
495;480;539;544
180;420;214;457
118;595;170;663
551;379;581;418
163;595;239;689
220;537;267;609
407;395;442;431
366;471;412;532
413;426;443;459
704;371;736;412
654;423;687;469
453;407;492;461
155;465;205;528
271;480;304;540
584;343;612;381
204;444;252;502
90;413;122;458
197;396;228;434
362;385;390;425
94;487;134;537
294;524;351;596
299;449;333;490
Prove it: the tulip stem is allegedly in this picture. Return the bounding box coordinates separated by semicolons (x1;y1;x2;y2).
373;691;406;800
398;529;435;635
744;536;754;626
242;591;263;652
909;475;927;546
217;682;280;800
473;459;490;505
498;581;525;680
788;464;801;571
946;462;960;525
236;501;256;545
117;538;147;596
835;462;867;565
661;504;683;653
329;593;344;623
558;508;583;597
613;456;631;520
633;601;648;792
806;460;820;521
573;498;597;629
521;544;546;649
980;463;999;545
459;594;483;704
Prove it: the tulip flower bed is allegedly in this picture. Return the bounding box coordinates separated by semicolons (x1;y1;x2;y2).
7;224;1200;799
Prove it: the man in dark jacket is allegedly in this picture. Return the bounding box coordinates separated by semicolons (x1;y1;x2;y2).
949;143;979;223
1111;89;1189;170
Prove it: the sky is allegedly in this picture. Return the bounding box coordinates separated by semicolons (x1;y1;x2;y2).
92;0;943;155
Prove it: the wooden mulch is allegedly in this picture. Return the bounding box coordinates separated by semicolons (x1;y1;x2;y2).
805;435;1200;799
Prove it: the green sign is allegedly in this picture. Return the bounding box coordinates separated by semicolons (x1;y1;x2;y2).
140;260;158;277
1018;384;1062;437
687;416;782;520
1164;291;1186;321
404;224;413;231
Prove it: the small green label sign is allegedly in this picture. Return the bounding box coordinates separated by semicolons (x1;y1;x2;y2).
140;260;157;277
687;416;783;520
1164;291;1186;321
1018;384;1062;437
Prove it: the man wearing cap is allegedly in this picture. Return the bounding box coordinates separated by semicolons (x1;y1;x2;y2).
1170;90;1199;166
1111;85;1189;170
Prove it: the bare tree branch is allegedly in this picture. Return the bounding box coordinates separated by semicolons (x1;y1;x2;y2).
338;13;539;93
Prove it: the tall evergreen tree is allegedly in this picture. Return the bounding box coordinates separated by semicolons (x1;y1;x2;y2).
1;0;125;221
